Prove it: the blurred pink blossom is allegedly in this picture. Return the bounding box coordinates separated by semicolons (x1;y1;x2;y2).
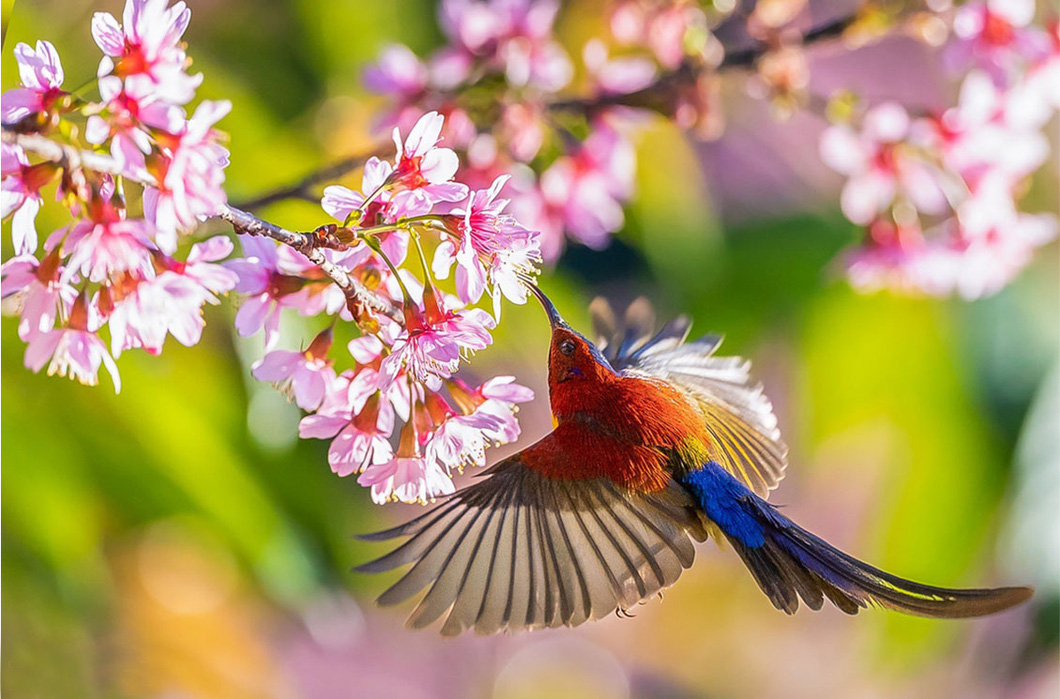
539;122;636;248
92;0;202;104
948;0;1051;84
819;102;948;226
1;40;65;126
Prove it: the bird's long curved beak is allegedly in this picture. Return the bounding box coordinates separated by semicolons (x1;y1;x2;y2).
523;280;566;329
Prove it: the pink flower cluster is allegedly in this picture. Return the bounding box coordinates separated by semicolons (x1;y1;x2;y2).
237;111;541;503
363;0;646;260
1;0;233;391
820;13;1059;299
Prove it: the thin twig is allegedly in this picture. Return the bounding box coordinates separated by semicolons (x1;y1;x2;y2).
1;128;400;321
230;145;389;211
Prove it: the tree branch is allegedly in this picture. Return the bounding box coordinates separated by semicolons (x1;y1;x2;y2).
229;145;389;211
1;128;400;322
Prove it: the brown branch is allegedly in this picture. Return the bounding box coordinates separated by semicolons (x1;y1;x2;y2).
1;128;400;322
230;145;389;211
216;205;399;320
549;12;859;113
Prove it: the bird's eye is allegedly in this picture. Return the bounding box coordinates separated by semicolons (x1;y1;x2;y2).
559;339;575;356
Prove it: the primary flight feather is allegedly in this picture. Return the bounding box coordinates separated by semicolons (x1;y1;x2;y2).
357;284;1032;636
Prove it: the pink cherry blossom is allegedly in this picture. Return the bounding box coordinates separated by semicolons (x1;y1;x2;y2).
1;40;65;126
63;213;155;284
300;389;396;478
427;376;533;472
820;102;948;226
432;175;542;314
359;453;455;505
439;0;572;92
24;293;120;392
357;421;453;504
388;111;469;203
2;143;58;254
321;156;432;265
583;39;658;95
85;74;184;177
104;269;214;356
173;235;240;294
0;246;76;341
928;71;1050;188
539;123;635;248
252;328;337;411
144;100;232;251
378;288;496;390
363;44;428;102
91;0;202;104
948;0;1051;84
935;215;1057;300
226;235;324;349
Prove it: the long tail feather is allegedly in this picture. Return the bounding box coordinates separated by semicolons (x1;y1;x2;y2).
684;462;1033;618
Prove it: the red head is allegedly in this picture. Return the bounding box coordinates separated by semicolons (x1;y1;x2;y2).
525;284;617;413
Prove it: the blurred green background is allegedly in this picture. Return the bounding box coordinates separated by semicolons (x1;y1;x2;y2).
2;1;1058;697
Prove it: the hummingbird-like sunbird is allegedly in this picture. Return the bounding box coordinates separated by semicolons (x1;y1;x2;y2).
358;284;1032;636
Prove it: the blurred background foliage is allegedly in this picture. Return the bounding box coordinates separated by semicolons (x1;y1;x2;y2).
2;0;1058;697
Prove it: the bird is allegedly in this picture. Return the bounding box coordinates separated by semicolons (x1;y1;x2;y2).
356;283;1033;636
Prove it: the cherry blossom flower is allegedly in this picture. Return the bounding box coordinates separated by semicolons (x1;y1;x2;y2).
928;71;1050;187
1;40;65;126
63;211;156;284
439;0;572;92
358;421;454;504
2;143;59;254
24;293;120;392
388;111;468;203
820;102;948;226
252;328;337;411
364;44;428;99
144;100;232;251
226;235;323;349
935;214;1057;299
104;270;207;355
378;286;496;390
91;0;202;104
432;175;542;314
427;376;533;472
1;246;76;341
85;74;184;177
583;39;658;95
539;123;636;248
948;0;1051;84
301;388;396;478
172;234;240;295
321;157;432;265
363;44;429;131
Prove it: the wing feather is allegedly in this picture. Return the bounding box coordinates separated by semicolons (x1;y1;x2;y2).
357;457;703;634
591;296;788;497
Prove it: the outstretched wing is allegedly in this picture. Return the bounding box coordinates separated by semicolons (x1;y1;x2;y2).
592;297;788;498
356;456;707;636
